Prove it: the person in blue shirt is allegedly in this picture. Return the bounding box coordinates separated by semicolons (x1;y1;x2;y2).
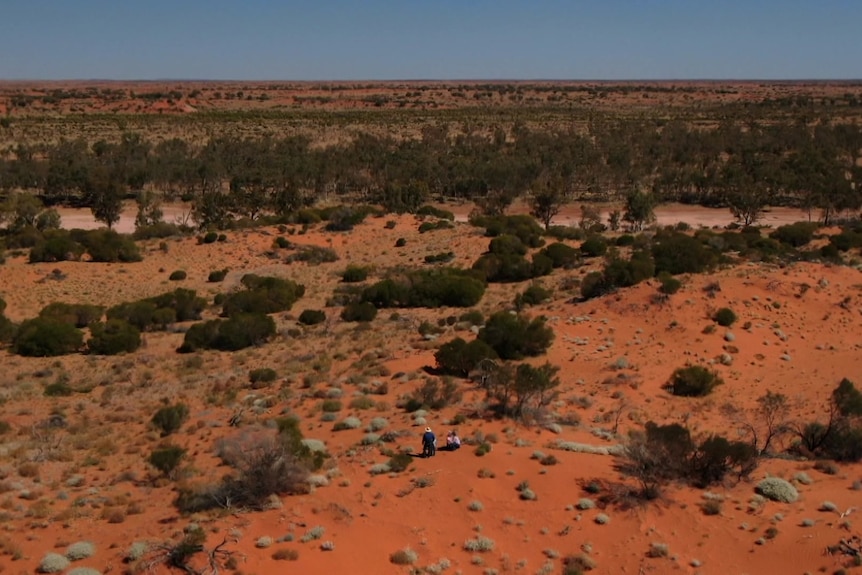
422;427;436;457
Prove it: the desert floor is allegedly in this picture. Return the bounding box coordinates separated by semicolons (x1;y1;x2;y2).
1;204;861;575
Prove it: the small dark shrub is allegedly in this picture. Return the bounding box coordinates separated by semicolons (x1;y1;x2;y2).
44;381;74;396
178;314;275;353
416;205;455;220
713;307;737;327
770;222;818;247
459;310;484;326
208;269;228;282
657;272;682;295
387;453;413;473
274;236;291;249
478;312;554;360
652;231;717;275
87;319;141;355
13;317;83;357
341;302;377;322
435;338;499;377
666;365;723;397
202;231;218;244
249;368;277;386
539;242;579;268
580;235;608;258
342;265;369;283
616;234;635;246
151;403;190;436
298;309;326;325
77;229;142;262
395;238;407;247
39;302;104;327
148;445;186;478
221;274;305;317
516;284;552;307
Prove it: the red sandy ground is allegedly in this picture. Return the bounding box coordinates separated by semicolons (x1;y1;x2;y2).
0;205;861;575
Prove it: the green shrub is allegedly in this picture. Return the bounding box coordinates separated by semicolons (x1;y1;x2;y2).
148;445;187;477
580;235;608;257
459;309;484;326
29;230;84;263
435;338;499;377
221;274;305;317
489;234;527;256
274;236;292;249
65;540;95;560
755;477;798;503
342;265;369;283
477;214;545;248
387;453;413;473
39;302;104;327
395;237;407;247
324;205;377;231
472;252;534;282
341;302;377;322
286;245;339;265
298;309;326;325
151;403;189;436
516;284;552;307
667;365;723;397
652;231;717;275
76;229;142;262
178;313;276;352
616;234;636;246
657;271;682;295
539;242;579;268
362;268;485;308
416;205;455;220
201;231;218;244
249;368;278;386
133;222;182;240
418;220;453;233
478;312;554;360
770;222;819;247
713;307;737;327
108;289;206;331
424;251;456;264
14;317;83;356
38;552;70;573
87;319;141;355
207;268;228;282
44;381;74;397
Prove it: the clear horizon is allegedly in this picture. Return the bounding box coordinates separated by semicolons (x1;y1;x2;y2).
1;1;860;81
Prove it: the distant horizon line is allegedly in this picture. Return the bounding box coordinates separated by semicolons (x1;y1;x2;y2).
2;77;862;84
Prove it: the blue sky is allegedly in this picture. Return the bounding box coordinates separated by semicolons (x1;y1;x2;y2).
0;1;859;80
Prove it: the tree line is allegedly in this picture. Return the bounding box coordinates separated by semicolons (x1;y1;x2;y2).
1;117;860;229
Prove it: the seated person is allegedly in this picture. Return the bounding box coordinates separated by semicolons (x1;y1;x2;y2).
445;430;461;450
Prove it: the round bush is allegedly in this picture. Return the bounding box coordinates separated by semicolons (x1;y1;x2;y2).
342;265;369;283
713;307;737;327
298;309;326;325
249;368;277;386
667;365;723;397
207;269;228;282
87;319;141;355
168;270;187;281
14;317;83;357
65;541;96;560
38;552;70;573
341;302;377;322
755;477;799;503
580;235;608;258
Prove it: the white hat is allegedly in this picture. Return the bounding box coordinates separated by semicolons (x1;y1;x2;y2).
425;427;432;432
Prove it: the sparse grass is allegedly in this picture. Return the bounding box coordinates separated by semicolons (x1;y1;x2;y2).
272;548;299;561
463;536;495;552
390;547;419;565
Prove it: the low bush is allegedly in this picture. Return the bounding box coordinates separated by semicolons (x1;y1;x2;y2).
285;245;339;265
75;229;141;262
435;337;498;377
298;309;326;325
221;274;305;317
14;317;83;357
178;313;276;352
29;230;84;263
151;403;189;436
713;307;737;327
755;477;799;503
657;272;682;295
38;302;104;328
207;268;228;282
770;221;819;247
362;268;485;308
652;231;717;275
148;445;187;478
341;302;377;322
424;251;455;264
87;319;141;355
539;241;579;268
387;453;413;473
417;205;455;220
249;368;277;386
580;235;608;258
38;552;70;573
478;312;554;360
666;365;723;397
516;284;552;308
342;265;369;283
108;288;206;331
475;214;545;248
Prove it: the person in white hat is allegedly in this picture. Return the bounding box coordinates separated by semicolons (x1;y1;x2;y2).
422;427;436;457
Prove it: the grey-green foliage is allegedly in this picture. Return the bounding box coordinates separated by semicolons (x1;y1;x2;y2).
38;553;70;573
755;477;799;503
65;541;96;561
